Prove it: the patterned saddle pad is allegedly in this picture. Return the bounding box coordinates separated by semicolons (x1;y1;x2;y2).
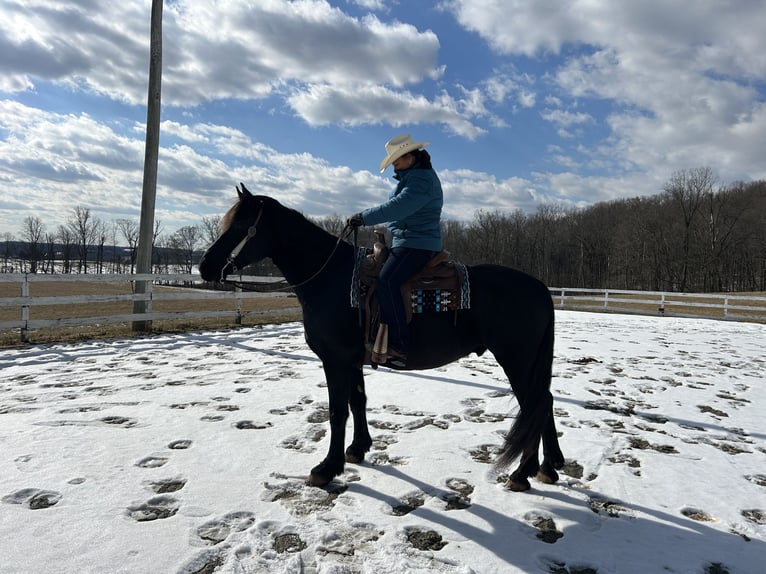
349;244;471;345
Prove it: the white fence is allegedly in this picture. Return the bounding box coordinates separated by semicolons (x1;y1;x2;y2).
0;273;299;343
1;274;764;344
549;287;766;322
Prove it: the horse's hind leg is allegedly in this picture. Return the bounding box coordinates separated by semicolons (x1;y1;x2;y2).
507;440;541;492
537;414;565;484
345;367;372;464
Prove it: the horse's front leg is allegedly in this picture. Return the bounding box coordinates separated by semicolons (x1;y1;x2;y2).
307;362;355;486
345;366;372;464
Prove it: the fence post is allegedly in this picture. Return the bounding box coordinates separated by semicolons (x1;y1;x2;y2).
723;295;729;318
235;285;243;325
20;274;30;343
603;290;609;310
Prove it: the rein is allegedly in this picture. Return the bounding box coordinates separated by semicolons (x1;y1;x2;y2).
221;209;356;292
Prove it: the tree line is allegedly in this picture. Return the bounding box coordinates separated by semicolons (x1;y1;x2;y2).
1;209;221;276
446;168;764;292
3;167;765;293
321;167;765;293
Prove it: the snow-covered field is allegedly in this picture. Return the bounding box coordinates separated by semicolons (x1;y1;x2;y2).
1;311;764;574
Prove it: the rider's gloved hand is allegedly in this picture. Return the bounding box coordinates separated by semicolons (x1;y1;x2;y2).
348;213;364;228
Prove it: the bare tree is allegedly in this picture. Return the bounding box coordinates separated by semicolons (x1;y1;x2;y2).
201;215;222;246
20;216;46;273
663;167;716;291
67;207;102;273
94;220;108;274
56;225;76;274
116;218;140;273
171;225;202;273
44;231;57;273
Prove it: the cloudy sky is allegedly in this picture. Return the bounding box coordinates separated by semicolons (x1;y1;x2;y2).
1;0;765;238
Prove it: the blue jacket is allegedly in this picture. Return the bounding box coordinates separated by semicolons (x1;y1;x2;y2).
361;163;443;251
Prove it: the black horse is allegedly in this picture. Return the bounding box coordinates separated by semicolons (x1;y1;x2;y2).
199;184;564;491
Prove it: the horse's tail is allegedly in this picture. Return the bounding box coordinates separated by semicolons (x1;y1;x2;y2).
496;311;554;469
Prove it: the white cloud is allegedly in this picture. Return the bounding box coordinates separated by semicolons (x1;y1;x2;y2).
0;1;490;136
443;0;766;183
0;100;390;233
541;109;592;128
440;168;540;216
1;0;764;237
346;0;388;11
0;2;442;103
288;83;487;138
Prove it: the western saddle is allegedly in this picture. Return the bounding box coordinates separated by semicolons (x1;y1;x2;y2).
353;231;470;364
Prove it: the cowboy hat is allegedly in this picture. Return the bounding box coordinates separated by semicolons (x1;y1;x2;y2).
379;134;430;172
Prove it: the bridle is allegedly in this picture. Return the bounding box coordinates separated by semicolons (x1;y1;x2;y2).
223;205;263;280
219;203;356;292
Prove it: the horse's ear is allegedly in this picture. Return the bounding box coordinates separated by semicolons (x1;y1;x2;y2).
237;183;253;200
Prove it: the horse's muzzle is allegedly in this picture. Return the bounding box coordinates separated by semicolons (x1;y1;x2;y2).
198;256;227;282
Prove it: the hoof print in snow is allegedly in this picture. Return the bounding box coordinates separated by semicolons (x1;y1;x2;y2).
527;514;563;544
391;493;425;516
367;452;408;467
406;528;447;551
176;549;225;574
127;496;179;522
587;496;629;518
136;456;169;468
741;508;764;525
200;414;225;422
147;478;187;494
442;478;473;510
100;415;137;427
371;433;398;450
561;460;585;479
168;439;192;450
544;558;598;574
216;404;240;412
370;419;402;431
744;474;766;487
2;488;62;509
263;480;345;516
681;507;715;522
273;532;307;554
234;420;272;430
306;404;330;423
698;405;729;418
195;511;256;546
468;444;501;464
628;436;678;454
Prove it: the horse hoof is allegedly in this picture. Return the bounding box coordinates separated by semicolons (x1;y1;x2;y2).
506;477;531;492
306;472;332;487
345;451;364;464
535;470;558;484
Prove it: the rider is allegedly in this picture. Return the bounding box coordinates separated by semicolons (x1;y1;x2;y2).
349;134;444;366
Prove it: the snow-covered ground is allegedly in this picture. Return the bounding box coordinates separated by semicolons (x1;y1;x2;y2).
1;311;764;574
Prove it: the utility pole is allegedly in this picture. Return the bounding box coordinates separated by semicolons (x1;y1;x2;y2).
133;0;163;332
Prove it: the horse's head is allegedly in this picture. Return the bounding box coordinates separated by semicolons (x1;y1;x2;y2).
198;183;274;282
